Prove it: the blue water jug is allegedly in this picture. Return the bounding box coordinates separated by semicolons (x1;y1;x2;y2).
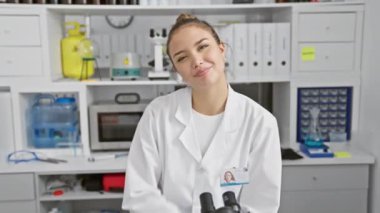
31;94;79;148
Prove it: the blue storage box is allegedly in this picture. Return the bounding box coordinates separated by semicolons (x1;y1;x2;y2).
297;87;352;143
300;143;334;158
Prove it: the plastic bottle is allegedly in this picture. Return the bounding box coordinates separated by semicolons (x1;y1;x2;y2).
61;22;94;80
31;94;79;148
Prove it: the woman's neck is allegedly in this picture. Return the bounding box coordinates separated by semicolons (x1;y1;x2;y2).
192;81;228;116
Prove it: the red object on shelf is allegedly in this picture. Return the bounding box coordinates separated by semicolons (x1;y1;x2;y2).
102;173;126;192
53;189;64;196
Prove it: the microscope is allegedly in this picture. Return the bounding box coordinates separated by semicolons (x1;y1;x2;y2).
148;28;171;80
200;191;241;213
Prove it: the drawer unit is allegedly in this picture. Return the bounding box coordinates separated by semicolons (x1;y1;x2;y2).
0;15;41;46
0;173;35;201
298;43;354;72
0;47;43;76
280;189;367;213
282;165;368;191
0;200;37;213
298;13;356;42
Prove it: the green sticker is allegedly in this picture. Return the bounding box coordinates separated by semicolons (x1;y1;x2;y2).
301;47;316;61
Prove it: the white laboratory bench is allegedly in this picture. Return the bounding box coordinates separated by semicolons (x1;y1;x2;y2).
0;146;375;213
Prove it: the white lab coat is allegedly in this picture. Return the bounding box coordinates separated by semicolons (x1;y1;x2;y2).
122;86;282;213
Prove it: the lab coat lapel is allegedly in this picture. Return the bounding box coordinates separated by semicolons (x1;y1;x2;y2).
175;88;202;163
201;86;240;173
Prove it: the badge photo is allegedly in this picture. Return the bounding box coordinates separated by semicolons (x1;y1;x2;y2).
220;167;249;187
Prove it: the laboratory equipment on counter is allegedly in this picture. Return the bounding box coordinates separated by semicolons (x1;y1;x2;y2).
110;52;141;80
7;150;67;164
89;99;149;151
148;28;171;79
299;143;334;158
31;94;79;148
299;106;333;158
304;106;324;147
61;22;94;80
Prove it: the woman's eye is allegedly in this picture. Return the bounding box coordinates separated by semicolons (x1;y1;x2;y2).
176;56;186;63
198;44;209;51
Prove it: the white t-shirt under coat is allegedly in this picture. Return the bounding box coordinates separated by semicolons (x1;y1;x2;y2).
191;109;224;157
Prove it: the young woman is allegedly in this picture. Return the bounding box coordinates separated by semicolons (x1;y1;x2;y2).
122;14;281;213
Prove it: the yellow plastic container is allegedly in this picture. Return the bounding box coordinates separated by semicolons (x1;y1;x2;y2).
61;22;94;80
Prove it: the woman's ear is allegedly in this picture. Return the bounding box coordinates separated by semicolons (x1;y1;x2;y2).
219;42;226;53
219;42;226;58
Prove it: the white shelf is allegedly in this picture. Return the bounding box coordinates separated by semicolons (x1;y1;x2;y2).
54;77;182;86
0;1;365;16
52;76;290;86
45;4;291;16
39;191;123;201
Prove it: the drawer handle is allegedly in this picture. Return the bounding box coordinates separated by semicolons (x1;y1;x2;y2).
324;55;330;60
325;26;331;31
312;176;317;181
5;59;13;64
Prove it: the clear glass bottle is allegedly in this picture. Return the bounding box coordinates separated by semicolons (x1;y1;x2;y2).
304;106;324;147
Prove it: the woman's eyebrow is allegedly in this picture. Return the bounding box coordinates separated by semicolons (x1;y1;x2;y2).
194;38;208;47
173;38;209;58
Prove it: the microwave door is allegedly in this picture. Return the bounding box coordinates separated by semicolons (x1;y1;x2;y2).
94;112;142;150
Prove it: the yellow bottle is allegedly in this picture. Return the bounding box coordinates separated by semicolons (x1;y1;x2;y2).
61;22;94;80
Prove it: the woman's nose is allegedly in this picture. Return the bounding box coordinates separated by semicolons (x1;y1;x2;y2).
191;54;203;68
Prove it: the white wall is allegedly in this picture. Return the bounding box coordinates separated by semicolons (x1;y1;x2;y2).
359;0;380;212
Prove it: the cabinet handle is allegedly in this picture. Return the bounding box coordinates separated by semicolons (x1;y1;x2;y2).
312;176;317;181
324;55;330;60
5;59;13;65
325;26;331;31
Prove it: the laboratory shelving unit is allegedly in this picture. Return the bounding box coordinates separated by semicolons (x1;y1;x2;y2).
0;1;374;213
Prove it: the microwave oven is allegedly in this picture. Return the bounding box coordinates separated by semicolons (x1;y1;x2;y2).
89;101;148;151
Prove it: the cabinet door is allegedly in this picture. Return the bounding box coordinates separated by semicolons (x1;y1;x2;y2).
298;13;356;42
298;43;355;72
0;201;36;213
0;173;35;201
280;165;369;213
0;47;43;76
279;190;367;213
0;15;41;46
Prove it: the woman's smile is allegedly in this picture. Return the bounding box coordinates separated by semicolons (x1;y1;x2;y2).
194;65;212;78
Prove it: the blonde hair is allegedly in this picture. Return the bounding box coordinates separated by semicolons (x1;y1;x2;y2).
166;13;221;60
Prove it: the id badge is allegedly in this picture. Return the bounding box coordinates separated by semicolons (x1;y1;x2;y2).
220;167;249;187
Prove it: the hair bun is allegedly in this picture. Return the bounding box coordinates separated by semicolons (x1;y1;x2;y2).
176;13;197;23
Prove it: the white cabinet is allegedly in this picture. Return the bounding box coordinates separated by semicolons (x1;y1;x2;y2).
0;14;43;77
0;15;41;46
0;47;43;76
0;173;37;213
0;2;371;213
294;7;363;75
298;43;355;72
298;13;356;42
280;164;369;213
0;201;37;212
36;171;125;213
